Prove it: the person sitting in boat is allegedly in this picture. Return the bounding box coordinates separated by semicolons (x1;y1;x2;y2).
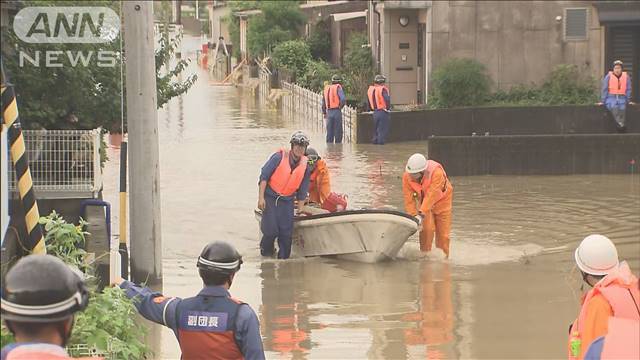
306;147;331;206
258;131;311;259
403;153;454;259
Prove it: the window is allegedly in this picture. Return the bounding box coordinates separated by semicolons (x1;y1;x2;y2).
564;8;588;41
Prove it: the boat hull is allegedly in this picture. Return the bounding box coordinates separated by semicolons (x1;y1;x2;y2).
255;209;419;263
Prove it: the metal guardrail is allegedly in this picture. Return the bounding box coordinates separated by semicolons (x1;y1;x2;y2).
280;81;357;143
8;129;102;198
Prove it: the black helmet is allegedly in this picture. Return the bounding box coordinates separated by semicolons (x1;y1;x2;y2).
305;147;320;162
1;255;89;323
197;241;243;275
290;130;310;147
374;74;386;84
331;74;342;84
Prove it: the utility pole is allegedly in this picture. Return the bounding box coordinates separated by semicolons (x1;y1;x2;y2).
123;1;163;288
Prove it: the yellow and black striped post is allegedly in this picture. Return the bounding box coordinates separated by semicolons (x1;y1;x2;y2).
1;59;45;254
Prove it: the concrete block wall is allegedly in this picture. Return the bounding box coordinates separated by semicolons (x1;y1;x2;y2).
357;105;640;143
428;134;640;176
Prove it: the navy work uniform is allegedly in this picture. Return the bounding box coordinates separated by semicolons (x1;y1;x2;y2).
120;281;265;360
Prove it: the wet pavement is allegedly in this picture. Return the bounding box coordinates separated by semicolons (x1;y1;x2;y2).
102;49;640;359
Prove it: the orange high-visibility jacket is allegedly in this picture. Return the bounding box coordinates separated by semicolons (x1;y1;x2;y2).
608;71;628;95
402;160;452;216
268;149;308;197
308;159;331;205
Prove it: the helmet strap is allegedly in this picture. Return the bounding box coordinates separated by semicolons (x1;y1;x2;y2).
57;318;74;347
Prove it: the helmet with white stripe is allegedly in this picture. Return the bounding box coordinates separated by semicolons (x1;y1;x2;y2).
197;241;243;275
1;255;89;323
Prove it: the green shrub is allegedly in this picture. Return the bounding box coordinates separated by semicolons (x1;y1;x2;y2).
298;60;334;92
485;65;598;106
342;33;375;105
272;40;312;80
1;212;151;359
538;64;598;105
430;58;491;108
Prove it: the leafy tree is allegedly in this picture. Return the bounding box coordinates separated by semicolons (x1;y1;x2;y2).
307;22;332;62
1;0;196;132
247;1;305;58
272;40;312;80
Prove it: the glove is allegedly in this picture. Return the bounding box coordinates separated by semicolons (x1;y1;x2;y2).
415;215;423;226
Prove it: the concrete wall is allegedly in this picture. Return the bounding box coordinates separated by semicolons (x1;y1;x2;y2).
356;105;640;143
427;1;604;91
210;5;231;44
428;134;640;176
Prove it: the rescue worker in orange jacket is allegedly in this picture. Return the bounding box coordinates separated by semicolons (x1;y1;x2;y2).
568;234;640;360
402;153;453;258
114;241;266;360
367;75;391;145
305;147;331;207
258;131;311;259
321;75;346;143
1;255;99;360
584;316;639;360
598;60;635;132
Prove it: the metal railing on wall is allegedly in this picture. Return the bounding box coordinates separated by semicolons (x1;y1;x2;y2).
8;129;102;198
280;81;357;143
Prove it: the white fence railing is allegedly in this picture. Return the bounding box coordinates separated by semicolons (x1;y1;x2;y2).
8;129;102;197
280;81;357;143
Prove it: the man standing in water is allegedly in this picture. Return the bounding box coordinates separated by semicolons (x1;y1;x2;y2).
568;234;639;360
322;75;346;143
115;241;266;360
598;60;634;132
367;75;391;145
402;153;453;258
258;131;311;259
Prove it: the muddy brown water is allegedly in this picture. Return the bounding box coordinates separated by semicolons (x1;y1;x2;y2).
102;61;640;359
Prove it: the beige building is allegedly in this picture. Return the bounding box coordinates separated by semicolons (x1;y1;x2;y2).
369;0;640;105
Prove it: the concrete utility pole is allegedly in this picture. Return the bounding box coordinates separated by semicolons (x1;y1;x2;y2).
123;1;163;288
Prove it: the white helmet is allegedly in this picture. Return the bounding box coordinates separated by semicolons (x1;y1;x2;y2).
575;234;619;276
406;153;428;174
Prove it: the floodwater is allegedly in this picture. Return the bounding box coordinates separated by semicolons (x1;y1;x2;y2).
103;46;640;359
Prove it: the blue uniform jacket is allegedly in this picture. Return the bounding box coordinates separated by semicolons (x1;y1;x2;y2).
259;151;311;201
321;86;346;115
120;281;265;360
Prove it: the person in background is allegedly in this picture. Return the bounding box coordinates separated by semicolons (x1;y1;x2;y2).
114;241;265;360
598;60;635;132
402;153;453;258
367;75;391;145
568;234;640;360
1;255;97;360
258;131;311;259
322;75;346;144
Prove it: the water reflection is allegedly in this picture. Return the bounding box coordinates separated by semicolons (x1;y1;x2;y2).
404;262;454;359
258;259;456;359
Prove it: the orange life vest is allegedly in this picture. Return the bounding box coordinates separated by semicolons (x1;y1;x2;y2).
406;160;449;205
607;71;628;95
568;261;640;360
268;149;308;197
324;84;342;110
4;345;100;360
599;317;640;360
367;85;389;111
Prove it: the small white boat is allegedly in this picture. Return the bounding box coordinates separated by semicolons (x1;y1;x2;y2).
254;209;419;263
